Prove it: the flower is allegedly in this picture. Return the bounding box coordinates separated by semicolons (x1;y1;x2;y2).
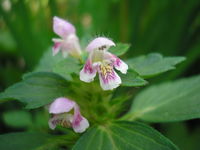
80;37;128;90
52;16;82;58
48;97;89;133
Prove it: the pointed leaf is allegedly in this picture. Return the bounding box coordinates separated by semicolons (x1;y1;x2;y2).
52;57;81;81
121;69;148;87
0;72;70;109
35;48;64;72
126;75;200;122
126;53;185;78
73;121;178;150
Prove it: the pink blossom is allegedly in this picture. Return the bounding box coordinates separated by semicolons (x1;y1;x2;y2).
52;16;82;58
48;97;89;133
80;37;128;90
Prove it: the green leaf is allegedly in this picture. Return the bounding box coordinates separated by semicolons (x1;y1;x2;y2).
0;132;51;150
109;43;130;56
121;69;148;87
126;53;186;78
0;132;60;150
0;72;70;109
126;75;200;122
34;48;81;81
52;57;81;81
73;121;178;150
3;110;32;128
34;48;64;72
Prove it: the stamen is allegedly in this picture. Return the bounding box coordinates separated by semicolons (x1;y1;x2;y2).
100;64;113;78
52;117;71;128
98;45;107;51
61;119;71;127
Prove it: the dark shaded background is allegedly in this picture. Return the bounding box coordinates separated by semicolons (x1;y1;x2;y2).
0;0;200;149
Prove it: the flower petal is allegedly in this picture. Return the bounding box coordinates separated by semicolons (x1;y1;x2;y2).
53;16;75;38
49;97;76;114
52;38;62;56
72;105;89;133
48;115;58;130
104;52;128;74
99;68;122;90
86;37;115;52
114;57;128;74
61;34;82;58
80;59;97;82
48;119;56;130
73;117;89;133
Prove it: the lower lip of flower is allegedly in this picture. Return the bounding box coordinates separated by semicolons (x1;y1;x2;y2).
99;64;115;83
84;61;94;74
73;113;83;126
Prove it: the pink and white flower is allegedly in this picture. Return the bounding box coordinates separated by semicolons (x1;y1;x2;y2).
80;37;128;90
52;16;82;58
48;97;89;133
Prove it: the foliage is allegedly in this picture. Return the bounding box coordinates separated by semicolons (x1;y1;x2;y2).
124;75;200;122
126;53;186;78
73;121;178;150
3;110;32;128
0;47;193;150
0;72;70;109
0;0;200;150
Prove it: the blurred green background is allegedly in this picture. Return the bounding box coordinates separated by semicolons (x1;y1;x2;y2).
0;0;200;149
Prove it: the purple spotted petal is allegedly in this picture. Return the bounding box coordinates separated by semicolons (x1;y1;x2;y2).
53;16;75;38
80;59;97;82
49;97;76;114
99;68;121;90
86;37;115;52
114;57;128;74
103;52;128;74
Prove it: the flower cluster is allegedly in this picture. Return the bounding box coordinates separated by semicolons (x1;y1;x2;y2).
49;16;128;133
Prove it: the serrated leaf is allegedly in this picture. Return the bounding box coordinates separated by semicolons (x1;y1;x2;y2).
52;57;81;81
126;53;186;78
0;72;70;109
3;110;32;128
126;75;200;122
121;69;148;87
109;43;130;56
73;121;178;150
